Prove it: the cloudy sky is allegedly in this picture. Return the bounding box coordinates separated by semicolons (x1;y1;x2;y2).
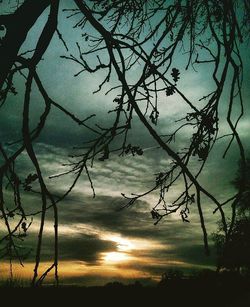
0;1;250;285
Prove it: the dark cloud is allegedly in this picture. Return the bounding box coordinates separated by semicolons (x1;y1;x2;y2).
11;232;116;264
37;194;217;267
54;193;211;241
57;234;115;263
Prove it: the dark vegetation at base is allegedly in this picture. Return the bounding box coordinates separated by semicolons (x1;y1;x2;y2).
0;270;250;306
0;284;249;307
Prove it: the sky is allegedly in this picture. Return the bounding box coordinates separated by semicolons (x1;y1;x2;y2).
0;0;250;286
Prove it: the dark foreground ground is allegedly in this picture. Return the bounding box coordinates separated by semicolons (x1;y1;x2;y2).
0;278;250;306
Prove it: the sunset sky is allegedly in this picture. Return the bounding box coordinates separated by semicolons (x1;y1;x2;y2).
0;0;250;286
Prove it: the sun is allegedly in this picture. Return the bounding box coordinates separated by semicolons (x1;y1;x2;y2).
100;234;135;252
103;252;130;263
110;236;134;252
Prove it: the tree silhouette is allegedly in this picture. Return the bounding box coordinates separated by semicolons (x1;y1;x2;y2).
232;159;250;216
0;0;249;286
213;159;250;272
213;217;250;272
158;269;184;287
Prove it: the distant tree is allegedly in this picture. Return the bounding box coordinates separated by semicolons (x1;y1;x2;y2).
105;281;124;288
213;218;250;272
0;0;249;285
158;268;184;287
232;159;250;216
213;159;250;272
196;268;216;281
131;280;143;288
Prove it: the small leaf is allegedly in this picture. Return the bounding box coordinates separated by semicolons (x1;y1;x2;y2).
171;68;180;83
149;109;159;125
21;222;27;232
166;85;175;96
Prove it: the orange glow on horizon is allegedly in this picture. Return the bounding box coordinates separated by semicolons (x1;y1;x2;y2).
0;232;207;286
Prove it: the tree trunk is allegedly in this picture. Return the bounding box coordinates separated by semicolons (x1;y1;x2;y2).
0;0;50;89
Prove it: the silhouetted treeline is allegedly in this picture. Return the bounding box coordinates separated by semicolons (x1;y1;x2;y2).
1;269;250;306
